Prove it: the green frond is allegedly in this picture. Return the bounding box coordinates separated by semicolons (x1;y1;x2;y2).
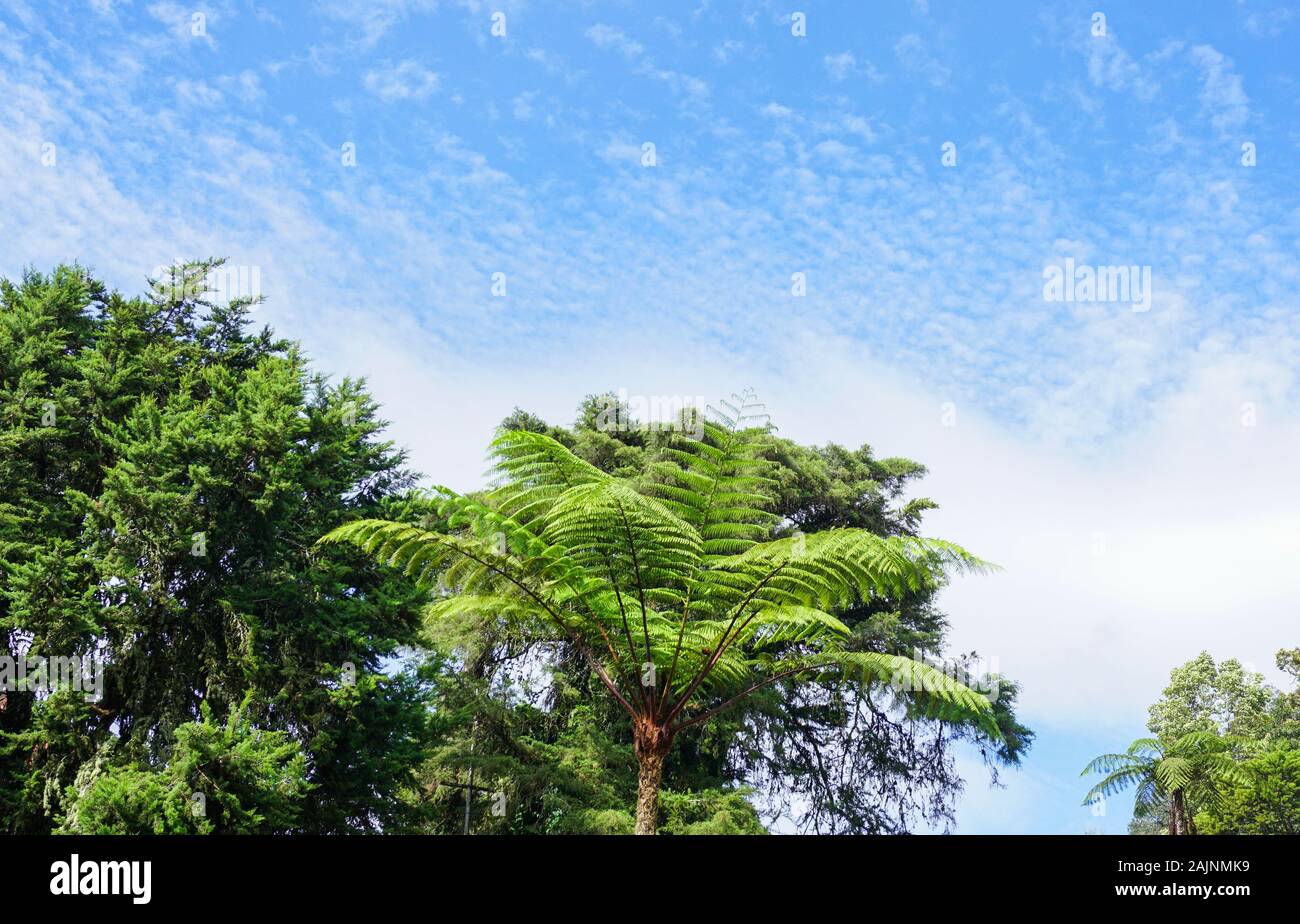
660;646;994;736
487;429;610;524
1131;779;1162;814
320;509;620;645
423;593;554;636
1126;737;1162;756
1155;756;1193;793
321;403;1002;747
793;650;998;736
541;480;703;596
1080;753;1141;777
1082;767;1153;805
1167;730;1228;754
645;419;778;559
1198;753;1246;785
706;390;774;432
698;530;990;619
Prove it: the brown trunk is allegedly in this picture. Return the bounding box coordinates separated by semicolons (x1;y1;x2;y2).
1170;790;1187;836
633;722;672;835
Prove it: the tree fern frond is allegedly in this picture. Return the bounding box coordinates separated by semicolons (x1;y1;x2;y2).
700;530;991;618
645;418;778;559
487;429;610;524
1082;767;1152;805
1132;779;1161;814
1126;737;1162;756
319;399;1005;768
1156;756;1193;793
1080;753;1140;776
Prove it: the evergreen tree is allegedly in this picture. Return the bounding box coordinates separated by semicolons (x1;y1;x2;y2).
0;263;435;833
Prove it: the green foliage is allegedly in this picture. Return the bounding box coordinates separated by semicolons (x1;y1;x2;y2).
0;263;436;833
1082;731;1245;835
1147;652;1275;742
59;699;310;834
763;439;937;537
658;787;767;835
1195;746;1300;835
406;687;763;834
323;423;999;740
1271;648;1300;744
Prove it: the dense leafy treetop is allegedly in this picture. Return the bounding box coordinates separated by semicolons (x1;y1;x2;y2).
1;268;1030;835
1;263;434;833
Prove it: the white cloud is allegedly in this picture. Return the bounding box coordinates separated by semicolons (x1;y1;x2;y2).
597;138;643;165
824;53;881;85
812;138;861;170
894;33;950;87
363;60;439;101
584;24;644;59
1077;29;1175;104
832;113;878;143
222;69;264;104
823;52;856;82
315;0;439;49
712;39;745;64
1241;5;1295;37
1087;33;1144;93
585;23;709;100
1188;44;1250;137
512;90;536;121
174;79;222;107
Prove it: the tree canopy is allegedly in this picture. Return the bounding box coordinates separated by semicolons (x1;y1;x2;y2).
2;265;1029;835
325;399;1005;832
390;393;1031;834
1;262;436;833
1088;647;1300;836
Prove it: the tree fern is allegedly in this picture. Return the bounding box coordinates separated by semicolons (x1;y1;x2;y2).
321;403;999;833
1081;731;1246;834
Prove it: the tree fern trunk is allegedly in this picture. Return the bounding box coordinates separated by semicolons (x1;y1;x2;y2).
634;724;671;835
635;749;665;835
1171;790;1187;836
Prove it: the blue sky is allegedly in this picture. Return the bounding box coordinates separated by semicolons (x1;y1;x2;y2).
4;0;1300;834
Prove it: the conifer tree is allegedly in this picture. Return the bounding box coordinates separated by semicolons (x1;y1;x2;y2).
0;263;434;833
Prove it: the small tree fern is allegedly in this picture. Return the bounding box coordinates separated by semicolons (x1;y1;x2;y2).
321;396;1000;833
1081;731;1245;835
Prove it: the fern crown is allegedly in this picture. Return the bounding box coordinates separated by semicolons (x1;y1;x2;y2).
321;394;1000;736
